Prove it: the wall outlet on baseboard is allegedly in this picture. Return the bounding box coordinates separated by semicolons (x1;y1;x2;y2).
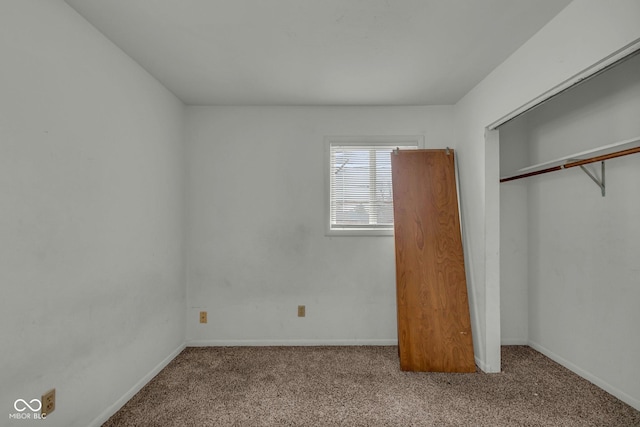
298;305;305;317
199;311;207;323
41;388;55;417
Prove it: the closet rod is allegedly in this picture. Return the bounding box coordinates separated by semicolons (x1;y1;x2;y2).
500;145;640;183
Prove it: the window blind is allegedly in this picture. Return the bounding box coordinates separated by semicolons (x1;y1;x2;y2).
329;143;417;230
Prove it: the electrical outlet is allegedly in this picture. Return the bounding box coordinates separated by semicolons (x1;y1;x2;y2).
41;388;55;417
199;311;207;323
298;305;305;317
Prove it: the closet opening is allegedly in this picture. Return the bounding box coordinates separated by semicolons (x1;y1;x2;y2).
495;45;640;410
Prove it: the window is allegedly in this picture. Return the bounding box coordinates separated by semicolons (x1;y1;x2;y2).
325;136;423;236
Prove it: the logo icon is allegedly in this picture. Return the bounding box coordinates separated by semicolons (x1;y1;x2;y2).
14;399;42;412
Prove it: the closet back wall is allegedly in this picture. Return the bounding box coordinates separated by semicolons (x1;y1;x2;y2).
185;106;453;345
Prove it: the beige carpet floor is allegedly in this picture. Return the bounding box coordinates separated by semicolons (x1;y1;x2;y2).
103;346;640;426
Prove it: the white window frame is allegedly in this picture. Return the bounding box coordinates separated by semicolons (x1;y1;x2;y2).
324;135;424;236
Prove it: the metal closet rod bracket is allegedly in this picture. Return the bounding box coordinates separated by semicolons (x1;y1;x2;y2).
573;161;605;197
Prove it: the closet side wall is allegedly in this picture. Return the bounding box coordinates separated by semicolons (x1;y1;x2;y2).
525;54;640;409
499;120;529;344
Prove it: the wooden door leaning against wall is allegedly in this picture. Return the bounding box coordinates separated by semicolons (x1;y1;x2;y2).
391;148;475;373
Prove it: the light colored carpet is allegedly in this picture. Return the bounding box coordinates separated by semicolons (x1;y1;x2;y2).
103;346;640;426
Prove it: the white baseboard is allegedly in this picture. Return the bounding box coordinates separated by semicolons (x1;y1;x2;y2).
186;339;398;347
89;342;186;427
474;355;502;373
501;339;528;345
528;340;640;411
474;356;489;372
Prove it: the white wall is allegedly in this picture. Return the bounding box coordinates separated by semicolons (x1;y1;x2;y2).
0;2;185;426
185;106;453;345
453;0;640;373
522;52;640;409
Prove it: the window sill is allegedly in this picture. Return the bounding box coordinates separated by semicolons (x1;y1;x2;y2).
325;228;395;237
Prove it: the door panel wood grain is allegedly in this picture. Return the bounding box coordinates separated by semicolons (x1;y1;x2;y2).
391;149;475;372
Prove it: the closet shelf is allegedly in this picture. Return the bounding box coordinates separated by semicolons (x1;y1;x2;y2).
499;136;640;196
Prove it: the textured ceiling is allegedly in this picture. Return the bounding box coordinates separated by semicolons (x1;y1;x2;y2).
64;0;572;106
